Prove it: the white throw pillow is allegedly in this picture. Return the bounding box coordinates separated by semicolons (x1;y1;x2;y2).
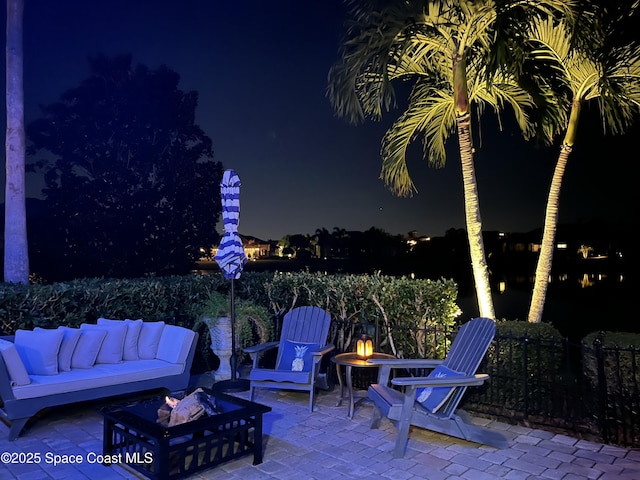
81;323;127;364
35;326;81;372
14;328;64;376
156;325;196;364
138;321;165;359
97;318;142;361
71;329;107;369
0;339;31;386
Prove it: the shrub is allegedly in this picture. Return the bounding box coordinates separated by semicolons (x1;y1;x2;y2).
466;320;565;416
582;331;640;398
263;271;460;357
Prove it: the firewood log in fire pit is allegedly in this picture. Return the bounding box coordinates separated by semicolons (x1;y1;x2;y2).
157;388;218;426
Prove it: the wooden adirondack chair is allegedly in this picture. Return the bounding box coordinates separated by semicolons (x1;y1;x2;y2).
243;306;334;412
367;317;508;457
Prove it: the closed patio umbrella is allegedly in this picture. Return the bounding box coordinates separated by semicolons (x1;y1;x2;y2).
213;169;249;392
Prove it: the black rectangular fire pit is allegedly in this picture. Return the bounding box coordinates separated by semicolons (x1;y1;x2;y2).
99;387;271;480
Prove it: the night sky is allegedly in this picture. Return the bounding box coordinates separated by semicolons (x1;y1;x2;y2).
3;0;638;241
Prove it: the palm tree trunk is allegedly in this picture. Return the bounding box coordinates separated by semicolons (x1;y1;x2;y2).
528;99;581;323
527;144;572;323
4;0;29;284
456;112;495;319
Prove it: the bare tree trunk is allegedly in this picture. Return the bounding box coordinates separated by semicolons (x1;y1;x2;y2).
456;112;495;319
4;0;29;284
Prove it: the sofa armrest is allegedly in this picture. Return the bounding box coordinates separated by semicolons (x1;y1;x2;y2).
0;348;18;401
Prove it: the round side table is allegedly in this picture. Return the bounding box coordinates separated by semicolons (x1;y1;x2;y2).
332;352;395;419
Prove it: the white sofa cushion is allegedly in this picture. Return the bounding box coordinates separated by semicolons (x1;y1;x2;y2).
156;325;196;364
0;339;31;386
14;328;64;376
98;318;142;361
138;321;165;359
58;327;81;371
11;360;183;400
35;327;81;372
81;322;127;364
71;329;107;369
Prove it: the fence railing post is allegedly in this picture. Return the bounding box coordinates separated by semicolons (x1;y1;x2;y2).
523;337;529;416
593;334;608;444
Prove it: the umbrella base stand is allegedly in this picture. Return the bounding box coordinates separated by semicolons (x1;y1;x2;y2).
212;378;250;393
211;352;250;393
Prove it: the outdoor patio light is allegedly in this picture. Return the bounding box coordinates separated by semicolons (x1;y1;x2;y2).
356;334;373;359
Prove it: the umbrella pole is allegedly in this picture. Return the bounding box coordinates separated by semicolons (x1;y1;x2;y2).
212;278;249;393
229;278;237;381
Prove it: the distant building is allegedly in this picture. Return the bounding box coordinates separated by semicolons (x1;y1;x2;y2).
406;230;431;250
200;234;271;262
242;235;271;260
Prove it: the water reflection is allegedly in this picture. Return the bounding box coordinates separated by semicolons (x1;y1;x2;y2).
458;267;635;339
490;269;626;293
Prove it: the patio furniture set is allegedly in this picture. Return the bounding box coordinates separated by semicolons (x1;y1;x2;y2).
0;319;197;441
0;308;503;479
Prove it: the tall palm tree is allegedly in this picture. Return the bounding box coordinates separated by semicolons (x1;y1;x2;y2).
4;0;29;284
328;0;573;319
525;16;640;323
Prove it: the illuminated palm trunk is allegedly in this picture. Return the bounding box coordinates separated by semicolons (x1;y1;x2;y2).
528;100;580;323
456;112;495;319
527;146;570;322
4;0;29;284
453;54;494;320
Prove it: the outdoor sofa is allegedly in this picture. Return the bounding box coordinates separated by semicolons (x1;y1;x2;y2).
0;319;197;440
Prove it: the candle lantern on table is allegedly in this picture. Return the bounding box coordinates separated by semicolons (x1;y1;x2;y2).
356;334;373;360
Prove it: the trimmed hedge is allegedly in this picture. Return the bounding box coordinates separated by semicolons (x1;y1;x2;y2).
264;271;460;357
0;271;460;368
0;275;226;333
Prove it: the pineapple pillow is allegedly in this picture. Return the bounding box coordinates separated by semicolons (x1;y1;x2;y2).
415;364;465;413
277;340;321;372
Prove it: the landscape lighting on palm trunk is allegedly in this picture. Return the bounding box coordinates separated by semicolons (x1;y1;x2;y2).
356;334;373;359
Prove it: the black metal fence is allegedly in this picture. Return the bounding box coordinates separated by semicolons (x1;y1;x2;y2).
328;321;640;448
466;333;640;448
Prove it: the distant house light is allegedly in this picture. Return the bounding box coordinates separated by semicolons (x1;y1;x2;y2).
556;243;568;250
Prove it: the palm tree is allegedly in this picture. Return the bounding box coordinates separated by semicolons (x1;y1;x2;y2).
313;227;333;259
4;0;29;284
525;16;640;323
328;0;573;319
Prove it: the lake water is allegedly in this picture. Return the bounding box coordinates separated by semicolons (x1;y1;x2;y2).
440;268;635;340
457;282;634;340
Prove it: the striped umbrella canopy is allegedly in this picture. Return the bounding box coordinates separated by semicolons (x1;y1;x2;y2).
214;169;247;280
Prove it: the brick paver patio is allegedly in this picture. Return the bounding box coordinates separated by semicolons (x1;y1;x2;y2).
1;376;639;479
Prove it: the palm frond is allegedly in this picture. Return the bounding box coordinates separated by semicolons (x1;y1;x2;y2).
327;1;425;124
525;16;640;137
596;44;640;134
380;83;456;197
